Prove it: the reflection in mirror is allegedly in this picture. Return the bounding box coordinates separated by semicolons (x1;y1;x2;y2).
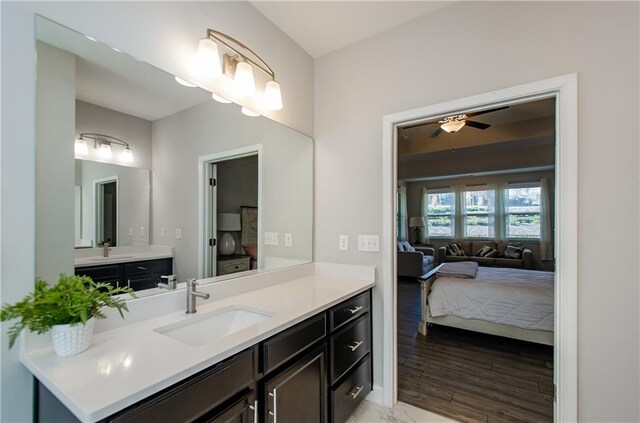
35;16;313;294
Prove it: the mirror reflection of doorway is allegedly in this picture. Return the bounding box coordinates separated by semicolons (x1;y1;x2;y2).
95;178;117;246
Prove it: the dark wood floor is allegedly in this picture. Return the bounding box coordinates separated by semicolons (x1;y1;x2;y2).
397;278;554;423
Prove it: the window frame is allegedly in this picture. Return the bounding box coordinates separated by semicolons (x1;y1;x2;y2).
462;186;495;240
504;182;543;241
423;188;456;239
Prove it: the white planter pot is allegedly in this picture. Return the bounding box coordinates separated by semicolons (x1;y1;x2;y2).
51;318;95;357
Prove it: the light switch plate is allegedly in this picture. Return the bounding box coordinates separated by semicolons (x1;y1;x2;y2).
160;227;165;238
175;228;182;239
339;235;349;251
128;227;133;237
358;235;380;252
284;233;293;247
140;227;145;237
264;232;279;246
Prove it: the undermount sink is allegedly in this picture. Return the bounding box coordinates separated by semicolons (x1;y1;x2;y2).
154;305;275;347
86;255;134;262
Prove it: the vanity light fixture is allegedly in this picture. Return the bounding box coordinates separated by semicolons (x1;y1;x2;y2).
212;93;232;104
174;76;197;88
241;107;260;117
190;29;283;111
76;133;134;163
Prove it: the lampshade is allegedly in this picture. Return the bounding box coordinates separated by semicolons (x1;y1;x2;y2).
74;138;88;156
217;213;241;231
263;80;283;111
409;216;426;227
98;142;112;159
194;38;222;79
212;93;232;104
441;120;466;133
234;61;255;96
174;76;197;87
241;107;260;117
122;147;134;163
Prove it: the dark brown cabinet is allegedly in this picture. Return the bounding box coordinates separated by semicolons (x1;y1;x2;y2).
36;289;372;423
75;258;173;292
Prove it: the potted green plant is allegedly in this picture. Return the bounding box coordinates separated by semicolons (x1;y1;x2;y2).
1;274;134;356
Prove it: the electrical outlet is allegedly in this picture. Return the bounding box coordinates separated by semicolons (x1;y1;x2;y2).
358;235;380;252
140;226;145;237
175;228;182;239
284;233;293;247
339;235;349;251
264;232;279;246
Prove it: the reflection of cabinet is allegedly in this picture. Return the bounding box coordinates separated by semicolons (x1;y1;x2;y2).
75;258;173;292
217;254;251;276
36;289;372;423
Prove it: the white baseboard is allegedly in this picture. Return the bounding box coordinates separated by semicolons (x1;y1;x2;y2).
365;384;384;405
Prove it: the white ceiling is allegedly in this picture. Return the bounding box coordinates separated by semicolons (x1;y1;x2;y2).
250;1;453;58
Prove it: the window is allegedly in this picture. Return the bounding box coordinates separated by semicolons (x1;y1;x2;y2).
504;185;541;239
463;188;495;238
424;191;455;238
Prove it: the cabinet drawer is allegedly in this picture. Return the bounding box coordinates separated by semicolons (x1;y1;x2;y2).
330;314;371;383
262;313;326;374
125;274;159;291
331;355;372;423
75;265;120;281
217;259;250;275
124;258;172;277
109;348;255;423
329;290;370;332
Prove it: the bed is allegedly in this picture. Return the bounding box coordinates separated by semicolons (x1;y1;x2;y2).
418;263;554;345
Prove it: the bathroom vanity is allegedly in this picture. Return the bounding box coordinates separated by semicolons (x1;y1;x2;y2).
23;266;375;423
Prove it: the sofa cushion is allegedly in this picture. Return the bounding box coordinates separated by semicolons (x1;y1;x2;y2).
474;257;496;266
495;257;525;268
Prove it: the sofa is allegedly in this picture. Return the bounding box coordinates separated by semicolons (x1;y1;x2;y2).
437;240;533;269
397;241;436;278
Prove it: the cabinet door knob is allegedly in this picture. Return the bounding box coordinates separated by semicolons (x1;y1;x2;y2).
347;305;363;314
348;385;364;399
348;340;364;352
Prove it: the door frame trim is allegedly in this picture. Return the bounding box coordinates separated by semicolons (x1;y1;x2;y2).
380;74;578;421
198;144;263;278
93;175;119;248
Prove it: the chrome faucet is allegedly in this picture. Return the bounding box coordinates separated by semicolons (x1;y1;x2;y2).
186;278;210;314
102;242;111;258
158;275;177;290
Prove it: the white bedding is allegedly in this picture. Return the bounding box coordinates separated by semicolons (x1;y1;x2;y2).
428;267;554;331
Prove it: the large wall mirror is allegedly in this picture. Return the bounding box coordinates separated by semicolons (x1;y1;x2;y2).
35;16;313;295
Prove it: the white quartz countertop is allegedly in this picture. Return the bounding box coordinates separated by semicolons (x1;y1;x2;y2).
21;274;375;422
74;252;173;268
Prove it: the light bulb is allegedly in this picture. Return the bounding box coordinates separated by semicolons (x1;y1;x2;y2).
212;93;232;104
241;107;260;117
441;120;466;133
74;138;88;156
194;38;222;79
174;76;197;87
122;147;134;163
263;80;283;111
98;142;112;159
234;61;255;96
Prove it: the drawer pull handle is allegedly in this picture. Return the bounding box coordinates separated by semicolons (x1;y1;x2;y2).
269;389;277;422
137;266;147;270
347;305;363;314
349;385;364;399
248;400;258;423
348;340;364;351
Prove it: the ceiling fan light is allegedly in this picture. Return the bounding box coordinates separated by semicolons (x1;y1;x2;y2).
441;120;466;133
194;38;222;79
212;93;232;104
263;80;283;111
234;61;255;96
74;138;88;156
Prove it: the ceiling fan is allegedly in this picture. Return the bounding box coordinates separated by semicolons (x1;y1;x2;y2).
402;106;509;138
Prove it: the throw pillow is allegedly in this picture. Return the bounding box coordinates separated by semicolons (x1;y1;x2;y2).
243;244;258;260
485;249;498;258
397;241;405;251
474;245;492;257
447;243;465;256
504;245;523;259
402;241;415;252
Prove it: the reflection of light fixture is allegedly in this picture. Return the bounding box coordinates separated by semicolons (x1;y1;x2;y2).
217;213;241;256
74;138;89;156
212;93;232;104
409;216;426;245
241;107;260;117
183;29;284;111
174;76;197;87
76;133;133;163
439;114;467;133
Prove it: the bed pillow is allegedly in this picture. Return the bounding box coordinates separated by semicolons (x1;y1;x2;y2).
243;244;258;260
504;245;524;259
402;241;415;252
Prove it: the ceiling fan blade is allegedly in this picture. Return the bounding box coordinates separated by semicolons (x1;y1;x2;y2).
430;127;444;138
466;106;509;118
402;121;439;131
465;120;491;130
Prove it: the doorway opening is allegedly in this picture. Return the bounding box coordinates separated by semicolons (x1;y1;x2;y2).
95;177;118;247
381;75;578;422
198;145;262;279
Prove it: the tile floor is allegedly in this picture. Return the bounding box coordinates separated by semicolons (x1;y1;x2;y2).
347;400;457;423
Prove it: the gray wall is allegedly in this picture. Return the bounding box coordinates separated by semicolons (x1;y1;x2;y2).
1;2;313;421
35;42;75;283
314;2;639;421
